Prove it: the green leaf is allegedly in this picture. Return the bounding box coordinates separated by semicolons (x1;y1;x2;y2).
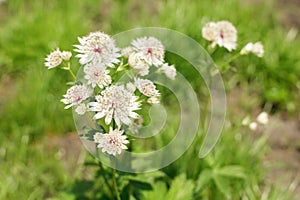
215;165;247;179
195;169;213;192
142;182;167;200
213;175;231;199
165;174;195;200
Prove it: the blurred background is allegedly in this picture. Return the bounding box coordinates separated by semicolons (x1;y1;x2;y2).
0;0;299;199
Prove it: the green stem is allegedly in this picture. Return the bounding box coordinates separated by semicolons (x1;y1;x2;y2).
67;62;76;80
62;62;76;80
111;120;121;200
220;53;242;69
112;166;121;200
98;161;115;198
69;69;76;80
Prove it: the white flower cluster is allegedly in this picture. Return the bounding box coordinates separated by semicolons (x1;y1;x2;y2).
123;36;177;79
45;48;72;69
45;31;176;156
242;111;269;131
202;20;264;57
202;21;237;51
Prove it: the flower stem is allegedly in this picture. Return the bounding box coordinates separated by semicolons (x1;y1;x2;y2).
111;120;121;200
220;53;242;69
98;161;115;197
62;62;76;80
112;166;121;200
67;62;76;80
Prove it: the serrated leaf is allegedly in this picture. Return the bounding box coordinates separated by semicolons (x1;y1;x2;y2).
195;169;213;192
165;174;195;200
142;182;167;200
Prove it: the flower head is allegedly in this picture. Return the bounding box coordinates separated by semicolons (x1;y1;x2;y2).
249;122;258;131
202;21;237;51
159;63;176;80
257;112;269;125
74;31;120;67
128;52;150;76
61;84;92;109
75;103;87;115
84;63;112;88
45;48;63;69
135;78;160;97
121;46;135;58
131;37;165;66
89;85;140;127
94;128;129;156
61;51;72;61
147;96;160;104
240;42;264;57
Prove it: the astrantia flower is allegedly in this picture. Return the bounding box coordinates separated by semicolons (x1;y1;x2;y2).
61;84;92;109
75;103;87;115
131;37;165;66
249;122;258;131
240;42;264;57
159;63;176;80
202;22;218;41
121;46;135;58
74;31;120;67
126;82;136;93
84;63;112;88
257;112;269;125
135;78;160;97
61;51;72;61
128;52;150;76
45;48;63;69
147;96;160;104
89;85;140;127
202;21;237;51
94;128;129;156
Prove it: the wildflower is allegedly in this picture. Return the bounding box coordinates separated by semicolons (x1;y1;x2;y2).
128;52;150;76
94;127;129;156
202;21;237;51
135;78;160;97
83;63;112;88
74;31;120;67
45;48;63;69
131;37;165;66
240;42;264;57
89;85;140;127
126;82;136;93
159;63;176;80
61;84;92;109
147;96;160;104
93;132;104;143
257;112;269;125
75;103;87;115
61;51;72;61
242;116;250;126
121;46;135;58
249;122;258;131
